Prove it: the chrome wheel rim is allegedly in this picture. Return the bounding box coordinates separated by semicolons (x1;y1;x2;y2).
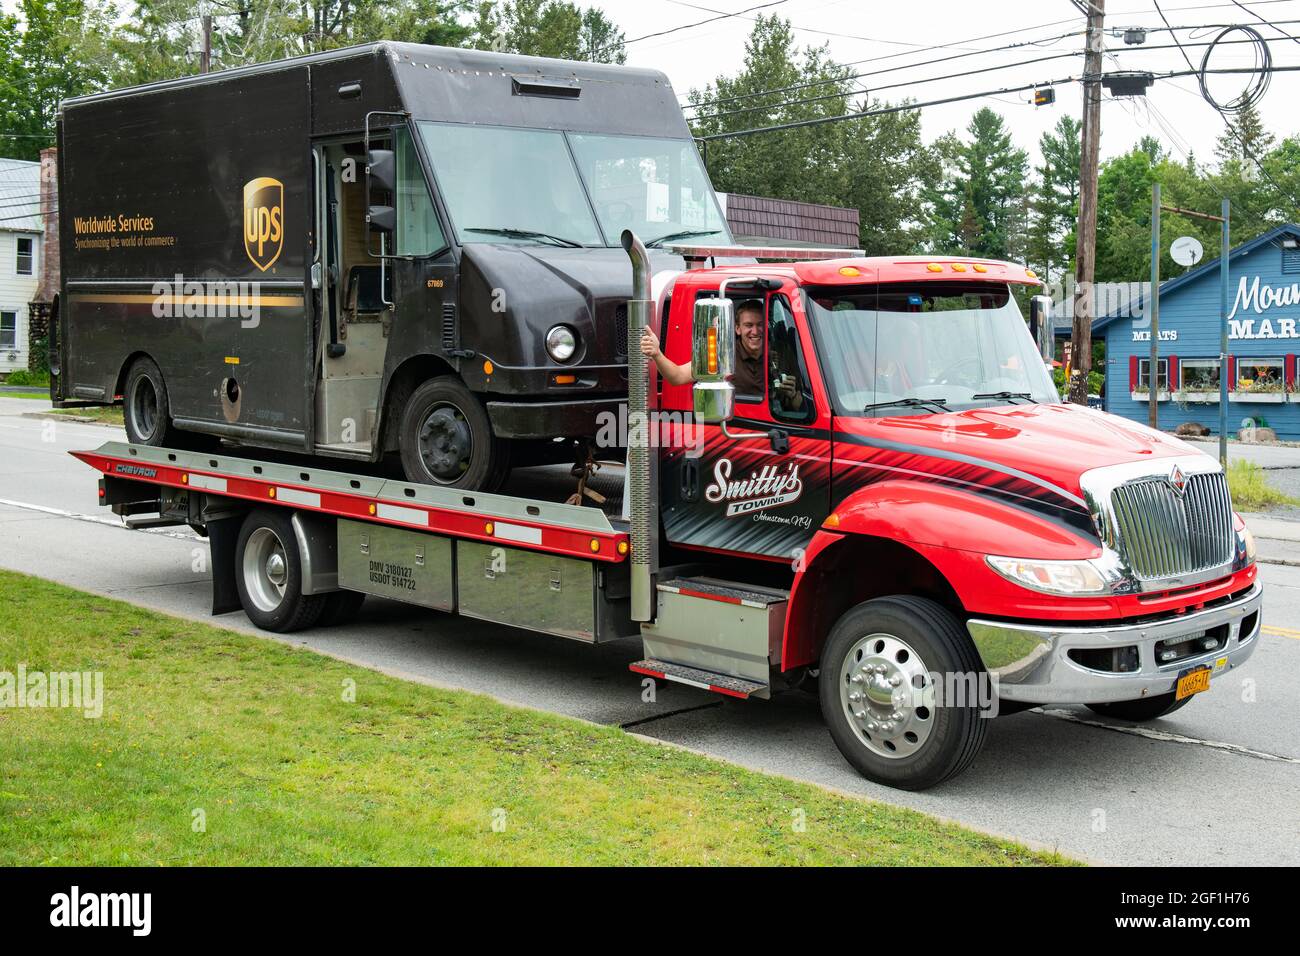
417;402;473;484
243;527;289;613
839;632;935;759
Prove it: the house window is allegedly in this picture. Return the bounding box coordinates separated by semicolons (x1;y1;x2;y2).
15;237;34;276
0;311;16;349
1237;358;1285;394
1137;357;1167;391
1180;359;1221;392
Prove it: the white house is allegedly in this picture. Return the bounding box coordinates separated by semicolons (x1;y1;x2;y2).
0;158;42;374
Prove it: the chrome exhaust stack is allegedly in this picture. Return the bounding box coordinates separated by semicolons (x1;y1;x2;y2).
621;229;658;622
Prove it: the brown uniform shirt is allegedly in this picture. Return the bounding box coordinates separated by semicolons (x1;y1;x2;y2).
733;341;764;400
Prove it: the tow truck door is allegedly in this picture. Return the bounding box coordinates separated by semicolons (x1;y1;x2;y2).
658;283;832;563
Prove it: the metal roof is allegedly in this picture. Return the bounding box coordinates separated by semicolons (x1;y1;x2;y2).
0;158;42;233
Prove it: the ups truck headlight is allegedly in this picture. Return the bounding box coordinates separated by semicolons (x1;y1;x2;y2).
987;555;1110;595
546;325;578;362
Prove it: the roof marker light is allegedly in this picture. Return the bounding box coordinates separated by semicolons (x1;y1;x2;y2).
838;266;861;277
951;263;967;272
926;263;943;273
973;264;988;273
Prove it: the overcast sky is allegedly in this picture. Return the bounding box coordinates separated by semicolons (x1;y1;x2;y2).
603;0;1300;166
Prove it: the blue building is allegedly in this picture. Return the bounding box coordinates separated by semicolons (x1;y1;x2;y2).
1073;223;1300;440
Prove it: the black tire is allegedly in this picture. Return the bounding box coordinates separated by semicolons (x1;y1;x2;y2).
819;596;989;791
316;590;366;627
398;376;506;490
234;508;326;633
122;357;176;446
1086;692;1192;722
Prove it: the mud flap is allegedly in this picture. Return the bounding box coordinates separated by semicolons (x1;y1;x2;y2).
207;515;243;615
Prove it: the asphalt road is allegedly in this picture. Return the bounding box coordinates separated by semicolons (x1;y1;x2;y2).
1;396;1297;866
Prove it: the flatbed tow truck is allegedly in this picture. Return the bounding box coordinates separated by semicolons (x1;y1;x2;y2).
71;231;1263;790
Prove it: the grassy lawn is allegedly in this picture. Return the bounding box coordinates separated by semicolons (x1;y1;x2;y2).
0;571;1070;867
1228;459;1300;511
2;391;50;401
47;405;124;426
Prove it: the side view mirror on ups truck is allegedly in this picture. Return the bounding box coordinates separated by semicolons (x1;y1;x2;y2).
51;41;734;490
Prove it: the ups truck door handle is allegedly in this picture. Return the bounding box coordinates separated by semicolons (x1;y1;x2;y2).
680;458;699;502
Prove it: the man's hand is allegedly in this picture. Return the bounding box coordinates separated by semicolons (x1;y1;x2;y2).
640;327;662;360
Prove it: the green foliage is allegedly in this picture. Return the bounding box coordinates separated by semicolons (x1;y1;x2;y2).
1026;116;1081;285
0;0;117;159
471;0;625;62
688;16;933;254
1228;459;1299;511
925;108;1028;260
3;367;50;386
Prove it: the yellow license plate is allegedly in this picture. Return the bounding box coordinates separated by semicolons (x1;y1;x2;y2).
1176;666;1212;701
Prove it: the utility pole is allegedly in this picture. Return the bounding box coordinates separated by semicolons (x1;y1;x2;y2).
1149;183;1160;429
1070;0;1105;405
201;14;212;74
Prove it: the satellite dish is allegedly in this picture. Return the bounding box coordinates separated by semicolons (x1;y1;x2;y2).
1171;235;1204;267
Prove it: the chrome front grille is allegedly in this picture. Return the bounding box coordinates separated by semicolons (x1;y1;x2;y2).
1108;471;1234;580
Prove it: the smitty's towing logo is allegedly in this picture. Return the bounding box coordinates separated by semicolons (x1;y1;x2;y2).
705;458;803;516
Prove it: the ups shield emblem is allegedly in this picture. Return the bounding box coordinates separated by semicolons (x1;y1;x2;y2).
243;177;284;272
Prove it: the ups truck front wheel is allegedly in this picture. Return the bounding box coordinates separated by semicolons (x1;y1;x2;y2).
399;376;507;490
123;357;176;446
820;596;989;790
234;509;326;633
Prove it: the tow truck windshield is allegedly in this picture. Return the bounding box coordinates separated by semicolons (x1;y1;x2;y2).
805;281;1059;417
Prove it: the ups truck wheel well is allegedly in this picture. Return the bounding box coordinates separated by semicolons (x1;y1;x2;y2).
790;536;964;672
115;350;157;404
379;354;459;455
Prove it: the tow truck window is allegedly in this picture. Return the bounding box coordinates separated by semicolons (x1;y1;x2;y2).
418;123;603;247
395;127;445;256
805;282;1058;416
767;295;814;424
568;133;730;248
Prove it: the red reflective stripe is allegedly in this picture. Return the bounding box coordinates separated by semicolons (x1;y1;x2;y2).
676;587;742;605
628;664;666;680
709;684;750;700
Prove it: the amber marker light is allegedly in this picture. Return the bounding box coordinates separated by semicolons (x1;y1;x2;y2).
268;488;277;498
485;522;495;535
181;474;189;484
617;540;629;555
973;264;988;273
483;360;494;375
367;503;376;515
838;266;861;277
706;326;718;375
927;263;943;273
590;538;600;553
823;512;841;528
951;263;967;272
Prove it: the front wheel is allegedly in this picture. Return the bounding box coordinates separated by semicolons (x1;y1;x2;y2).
398;376;508;490
1086;692;1192;722
819;596;989;791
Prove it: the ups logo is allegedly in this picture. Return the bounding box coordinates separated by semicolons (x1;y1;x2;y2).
243;177;284;272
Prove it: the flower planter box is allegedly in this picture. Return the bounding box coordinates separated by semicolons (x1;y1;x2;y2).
1229;391;1286;404
1174;391;1220;404
1131;391;1171;402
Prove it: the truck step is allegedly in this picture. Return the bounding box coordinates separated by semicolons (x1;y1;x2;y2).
629;659;768;700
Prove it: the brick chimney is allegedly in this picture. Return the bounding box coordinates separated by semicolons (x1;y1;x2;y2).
34;147;59;304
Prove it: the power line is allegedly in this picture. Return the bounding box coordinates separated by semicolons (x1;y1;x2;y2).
694;61;1300;141
595;0;792;55
1227;0;1300;44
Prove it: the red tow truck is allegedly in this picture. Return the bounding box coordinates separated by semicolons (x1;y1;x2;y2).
74;231;1262;790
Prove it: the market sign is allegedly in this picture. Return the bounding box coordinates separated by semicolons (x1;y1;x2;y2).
1130;276;1300;340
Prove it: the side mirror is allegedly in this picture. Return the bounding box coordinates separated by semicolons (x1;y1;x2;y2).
366;205;395;234
367;149;396;192
691;297;735;424
366;148;397;236
1029;294;1054;364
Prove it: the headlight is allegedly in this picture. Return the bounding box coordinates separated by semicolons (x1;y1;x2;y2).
545;325;578;362
987;555;1110;595
1239;526;1257;565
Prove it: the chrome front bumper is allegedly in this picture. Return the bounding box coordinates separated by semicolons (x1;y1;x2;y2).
966;582;1263;704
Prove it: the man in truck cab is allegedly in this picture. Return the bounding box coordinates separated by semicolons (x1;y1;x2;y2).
640;299;804;413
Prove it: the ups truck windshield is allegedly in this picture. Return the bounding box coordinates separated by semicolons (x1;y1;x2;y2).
805;282;1059;416
418;123;729;249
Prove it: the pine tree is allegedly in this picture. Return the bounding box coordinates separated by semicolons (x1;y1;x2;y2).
926;108;1028;259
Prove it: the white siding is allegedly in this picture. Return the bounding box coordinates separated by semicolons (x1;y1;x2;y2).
0;232;40;372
